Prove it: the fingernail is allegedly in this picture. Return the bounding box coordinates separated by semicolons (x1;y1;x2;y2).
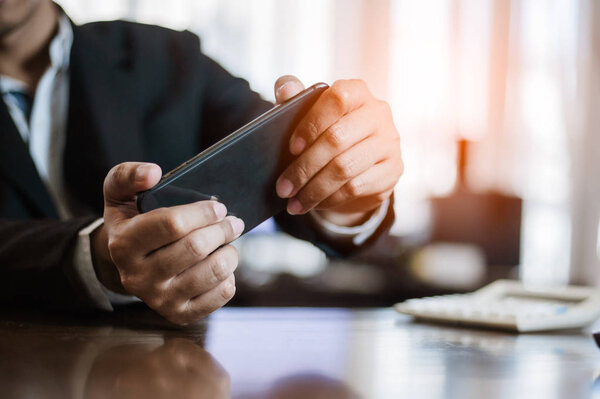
276;178;294;198
213;202;227;219
276;80;300;100
290;137;306;155
276;81;291;98
287;198;303;215
230;217;245;236
135;164;151;181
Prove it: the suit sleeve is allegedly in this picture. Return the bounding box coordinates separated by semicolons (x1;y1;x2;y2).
0;216;105;310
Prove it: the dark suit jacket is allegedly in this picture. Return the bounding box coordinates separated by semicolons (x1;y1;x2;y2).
0;20;394;310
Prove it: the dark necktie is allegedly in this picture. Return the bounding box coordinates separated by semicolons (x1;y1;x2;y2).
8;90;33;123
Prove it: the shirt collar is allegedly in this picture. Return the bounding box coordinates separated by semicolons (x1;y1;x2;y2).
49;11;73;71
0;75;28;94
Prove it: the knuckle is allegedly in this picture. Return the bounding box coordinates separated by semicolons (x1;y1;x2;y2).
120;273;141;295
160;296;179;315
391;131;401;146
296;187;318;208
293;162;311;184
324;123;346;150
330;84;349;111
210;254;230;283
220;282;236;302
331;190;347;203
354;78;368;91
104;164;125;195
331;155;355;180
107;236;127;262
305;118;321;140
223;218;238;239
161;211;186;237
146;295;166;311
331;81;350;102
185;299;213;321
106;237;120;256
215;219;234;244
352;79;371;98
111;163;127;183
205;201;222;221
377;99;391;115
346;177;365;198
314;196;333;210
398;157;405;177
185;234;209;259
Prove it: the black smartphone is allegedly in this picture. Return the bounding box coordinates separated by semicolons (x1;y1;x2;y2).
136;82;329;234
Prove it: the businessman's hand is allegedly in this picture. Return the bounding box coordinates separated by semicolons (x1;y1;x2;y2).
274;76;403;227
91;162;243;325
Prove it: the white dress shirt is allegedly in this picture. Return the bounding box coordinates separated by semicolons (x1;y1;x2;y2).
0;14;388;311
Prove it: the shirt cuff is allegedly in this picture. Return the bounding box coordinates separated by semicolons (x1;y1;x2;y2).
308;198;390;246
73;218;139;311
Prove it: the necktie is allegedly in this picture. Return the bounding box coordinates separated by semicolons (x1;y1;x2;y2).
8;90;33;123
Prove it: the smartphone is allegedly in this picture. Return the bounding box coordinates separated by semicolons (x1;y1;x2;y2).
136;82;329;234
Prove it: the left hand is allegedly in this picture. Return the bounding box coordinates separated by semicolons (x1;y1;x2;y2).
274;76;403;227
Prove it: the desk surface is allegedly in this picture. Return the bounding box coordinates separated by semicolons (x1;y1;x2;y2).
1;307;600;399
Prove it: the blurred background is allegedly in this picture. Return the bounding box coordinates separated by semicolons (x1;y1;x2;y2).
56;0;600;305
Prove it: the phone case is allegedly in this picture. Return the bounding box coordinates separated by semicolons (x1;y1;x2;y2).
136;82;329;234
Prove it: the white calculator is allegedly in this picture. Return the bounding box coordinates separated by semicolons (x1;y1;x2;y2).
394;279;600;332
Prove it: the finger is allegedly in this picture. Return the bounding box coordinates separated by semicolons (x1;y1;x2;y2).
171;244;238;299
103;162;162;222
113;201;230;258
104;162;162;206
177;274;236;324
147;216;244;277
288;79;370;155
274;75;305;104
276;105;379;199
287;136;392;214
314;160;401;211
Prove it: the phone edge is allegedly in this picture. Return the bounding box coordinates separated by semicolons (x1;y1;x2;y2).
136;82;328;213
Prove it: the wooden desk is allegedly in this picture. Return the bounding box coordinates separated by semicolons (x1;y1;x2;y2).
1;307;599;398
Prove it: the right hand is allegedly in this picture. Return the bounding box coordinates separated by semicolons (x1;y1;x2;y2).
91;162;244;325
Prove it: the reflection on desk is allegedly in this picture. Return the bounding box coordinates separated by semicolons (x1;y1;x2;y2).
0;307;599;399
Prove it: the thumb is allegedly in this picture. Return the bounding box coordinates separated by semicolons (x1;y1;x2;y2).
274;75;305;104
103;162;162;220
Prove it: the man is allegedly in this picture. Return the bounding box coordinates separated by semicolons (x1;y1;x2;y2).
0;0;403;324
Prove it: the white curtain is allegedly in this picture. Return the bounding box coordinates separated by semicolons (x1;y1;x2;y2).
502;0;578;286
568;0;600;285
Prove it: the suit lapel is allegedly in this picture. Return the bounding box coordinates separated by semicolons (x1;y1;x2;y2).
0;100;58;218
0;19;144;219
63;23;144;213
